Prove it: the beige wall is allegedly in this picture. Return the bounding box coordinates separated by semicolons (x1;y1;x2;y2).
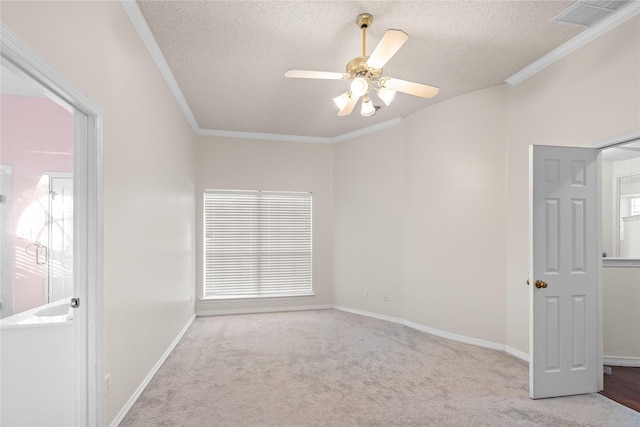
333;85;508;344
333;125;405;318
195;137;334;313
333;15;639;353
3;2;639;423
403;85;508;344
505;15;640;354
1;2;197;424
603;267;640;360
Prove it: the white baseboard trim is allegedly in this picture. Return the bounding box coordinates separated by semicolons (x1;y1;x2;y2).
196;304;334;317
333;305;406;326
505;346;530;363
110;314;196;427
604;356;640;367
333;305;530;362
404;319;505;353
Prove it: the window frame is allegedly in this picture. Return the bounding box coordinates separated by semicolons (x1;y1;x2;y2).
202;189;313;300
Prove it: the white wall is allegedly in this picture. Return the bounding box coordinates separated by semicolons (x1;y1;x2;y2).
505;15;640;354
334;15;639;354
333;85;508;344
1;2;197;424
403;86;508;344
2;3;639;423
195;137;333;313
333;125;405;318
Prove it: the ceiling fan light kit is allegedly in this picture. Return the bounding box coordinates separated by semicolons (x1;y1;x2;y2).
332;92;352;111
361;95;376;116
285;13;439;117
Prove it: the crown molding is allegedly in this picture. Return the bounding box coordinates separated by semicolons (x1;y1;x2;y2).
506;1;640;85
197;117;403;144
121;0;406;144
120;0;200;133
125;0;633;143
197;128;332;144
331;117;403;143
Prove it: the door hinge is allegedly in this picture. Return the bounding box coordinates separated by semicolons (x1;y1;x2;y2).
71;298;80;308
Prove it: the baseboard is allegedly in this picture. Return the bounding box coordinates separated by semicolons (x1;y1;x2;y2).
604;356;640;367
109;314;196;427
404;320;505;353
333;305;406;326
196;304;334;317
505;346;530;363
333;305;529;360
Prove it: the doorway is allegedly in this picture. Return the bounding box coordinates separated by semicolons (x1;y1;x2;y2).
1;26;104;425
529;136;640;400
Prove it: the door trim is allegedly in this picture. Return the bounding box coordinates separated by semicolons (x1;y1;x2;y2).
1;26;104;426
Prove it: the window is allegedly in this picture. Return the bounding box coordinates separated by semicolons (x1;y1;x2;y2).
632;197;640;216
203;190;312;299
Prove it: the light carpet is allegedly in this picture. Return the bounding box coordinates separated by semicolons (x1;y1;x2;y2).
120;309;640;426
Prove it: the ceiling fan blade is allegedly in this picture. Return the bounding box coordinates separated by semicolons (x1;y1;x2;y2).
382;78;439;99
338;93;360;116
366;30;409;70
285;70;349;80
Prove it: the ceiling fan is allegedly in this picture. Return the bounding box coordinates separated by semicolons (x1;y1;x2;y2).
285;13;439;117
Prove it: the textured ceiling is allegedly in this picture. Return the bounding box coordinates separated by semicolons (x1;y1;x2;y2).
136;1;588;138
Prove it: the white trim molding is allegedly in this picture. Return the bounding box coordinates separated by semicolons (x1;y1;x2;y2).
590;130;640;150
110;314;197;427
506;346;530;363
603;258;640;268
506;1;640;85
197;304;333;317
1;25;105;427
198;128;332;144
197;116;403;145
120;0;200;133
603;356;640;367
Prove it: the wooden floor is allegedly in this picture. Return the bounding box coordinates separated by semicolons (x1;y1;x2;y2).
599;366;640;412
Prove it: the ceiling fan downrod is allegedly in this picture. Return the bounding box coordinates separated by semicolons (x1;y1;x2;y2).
357;13;373;57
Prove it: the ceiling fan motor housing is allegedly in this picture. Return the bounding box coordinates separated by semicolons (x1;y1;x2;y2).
346;56;382;81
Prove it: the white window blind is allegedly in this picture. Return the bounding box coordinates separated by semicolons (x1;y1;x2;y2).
203;190;312;299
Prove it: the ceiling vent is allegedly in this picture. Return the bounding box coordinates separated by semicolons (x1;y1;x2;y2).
553;0;631;27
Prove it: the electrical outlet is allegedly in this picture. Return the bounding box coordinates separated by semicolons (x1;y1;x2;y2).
383;294;389;303
365;290;370;299
105;373;112;395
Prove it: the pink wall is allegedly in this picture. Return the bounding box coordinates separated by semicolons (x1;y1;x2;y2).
0;95;73;314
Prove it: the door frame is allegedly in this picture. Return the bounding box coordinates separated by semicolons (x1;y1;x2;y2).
0;165;14;317
590;131;640;392
1;26;104;426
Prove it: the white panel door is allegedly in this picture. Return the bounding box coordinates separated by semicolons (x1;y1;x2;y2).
529;145;599;399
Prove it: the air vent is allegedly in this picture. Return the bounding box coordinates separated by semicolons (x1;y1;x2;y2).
553;0;631;27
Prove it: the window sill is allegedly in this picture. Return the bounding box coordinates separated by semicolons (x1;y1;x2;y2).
199;294;316;303
602;258;640;268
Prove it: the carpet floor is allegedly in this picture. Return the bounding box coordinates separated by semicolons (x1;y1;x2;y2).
120;309;640;426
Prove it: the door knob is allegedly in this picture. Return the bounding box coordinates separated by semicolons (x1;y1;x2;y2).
535;280;547;289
